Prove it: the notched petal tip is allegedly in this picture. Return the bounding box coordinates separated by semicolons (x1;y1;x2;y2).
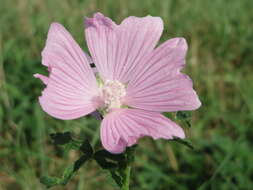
84;12;115;29
84;17;96;27
145;15;163;25
49;22;62;28
94;12;106;19
124;14;163;23
177;38;188;52
168;37;188;51
193;95;202;110
47;22;65;36
186;94;202;111
172;126;186;139
120;15;163;33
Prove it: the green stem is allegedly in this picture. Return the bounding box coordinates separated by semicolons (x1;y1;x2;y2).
121;146;136;190
121;165;131;190
109;147;136;190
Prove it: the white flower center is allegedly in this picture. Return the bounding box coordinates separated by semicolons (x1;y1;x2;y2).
100;80;126;111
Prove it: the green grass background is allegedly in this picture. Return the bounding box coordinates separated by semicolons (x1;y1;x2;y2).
0;0;253;189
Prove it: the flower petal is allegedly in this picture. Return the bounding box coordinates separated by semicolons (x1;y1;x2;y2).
36;23;100;120
125;38;201;112
85;12;163;83
100;109;185;154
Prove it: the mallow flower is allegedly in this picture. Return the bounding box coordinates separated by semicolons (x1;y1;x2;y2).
34;13;201;154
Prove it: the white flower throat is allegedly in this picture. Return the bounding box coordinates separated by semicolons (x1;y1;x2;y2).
100;80;126;111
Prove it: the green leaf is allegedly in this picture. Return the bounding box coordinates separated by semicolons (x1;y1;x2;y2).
125;146;137;164
73;155;90;172
40;134;93;188
110;170;123;187
67;140;82;150
61;165;75;185
94;155;118;169
95;150;125;161
94;147;137;189
94;149;126;169
40;176;60;188
80;140;93;156
40;155;90;188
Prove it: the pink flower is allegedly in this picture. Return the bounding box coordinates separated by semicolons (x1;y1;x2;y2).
35;13;201;154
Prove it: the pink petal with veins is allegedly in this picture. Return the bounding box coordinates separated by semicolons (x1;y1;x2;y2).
101;108;185;153
35;23;100;120
85;13;163;83
125;38;201;112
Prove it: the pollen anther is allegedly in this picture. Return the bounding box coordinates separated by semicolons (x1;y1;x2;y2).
100;80;126;111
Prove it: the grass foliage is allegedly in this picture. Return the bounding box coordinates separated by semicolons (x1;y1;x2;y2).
0;0;253;189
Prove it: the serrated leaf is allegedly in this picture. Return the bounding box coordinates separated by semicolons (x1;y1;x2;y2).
73;155;90;172
40;176;60;188
94;155;118;169
172;138;194;149
68;140;82;150
110;170;123;187
80;140;93;156
95;150;125;161
40;135;93;188
176;111;192;127
125;146;137;164
94;149;126;169
176;111;191;119
61;165;75;185
40;155;90;188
